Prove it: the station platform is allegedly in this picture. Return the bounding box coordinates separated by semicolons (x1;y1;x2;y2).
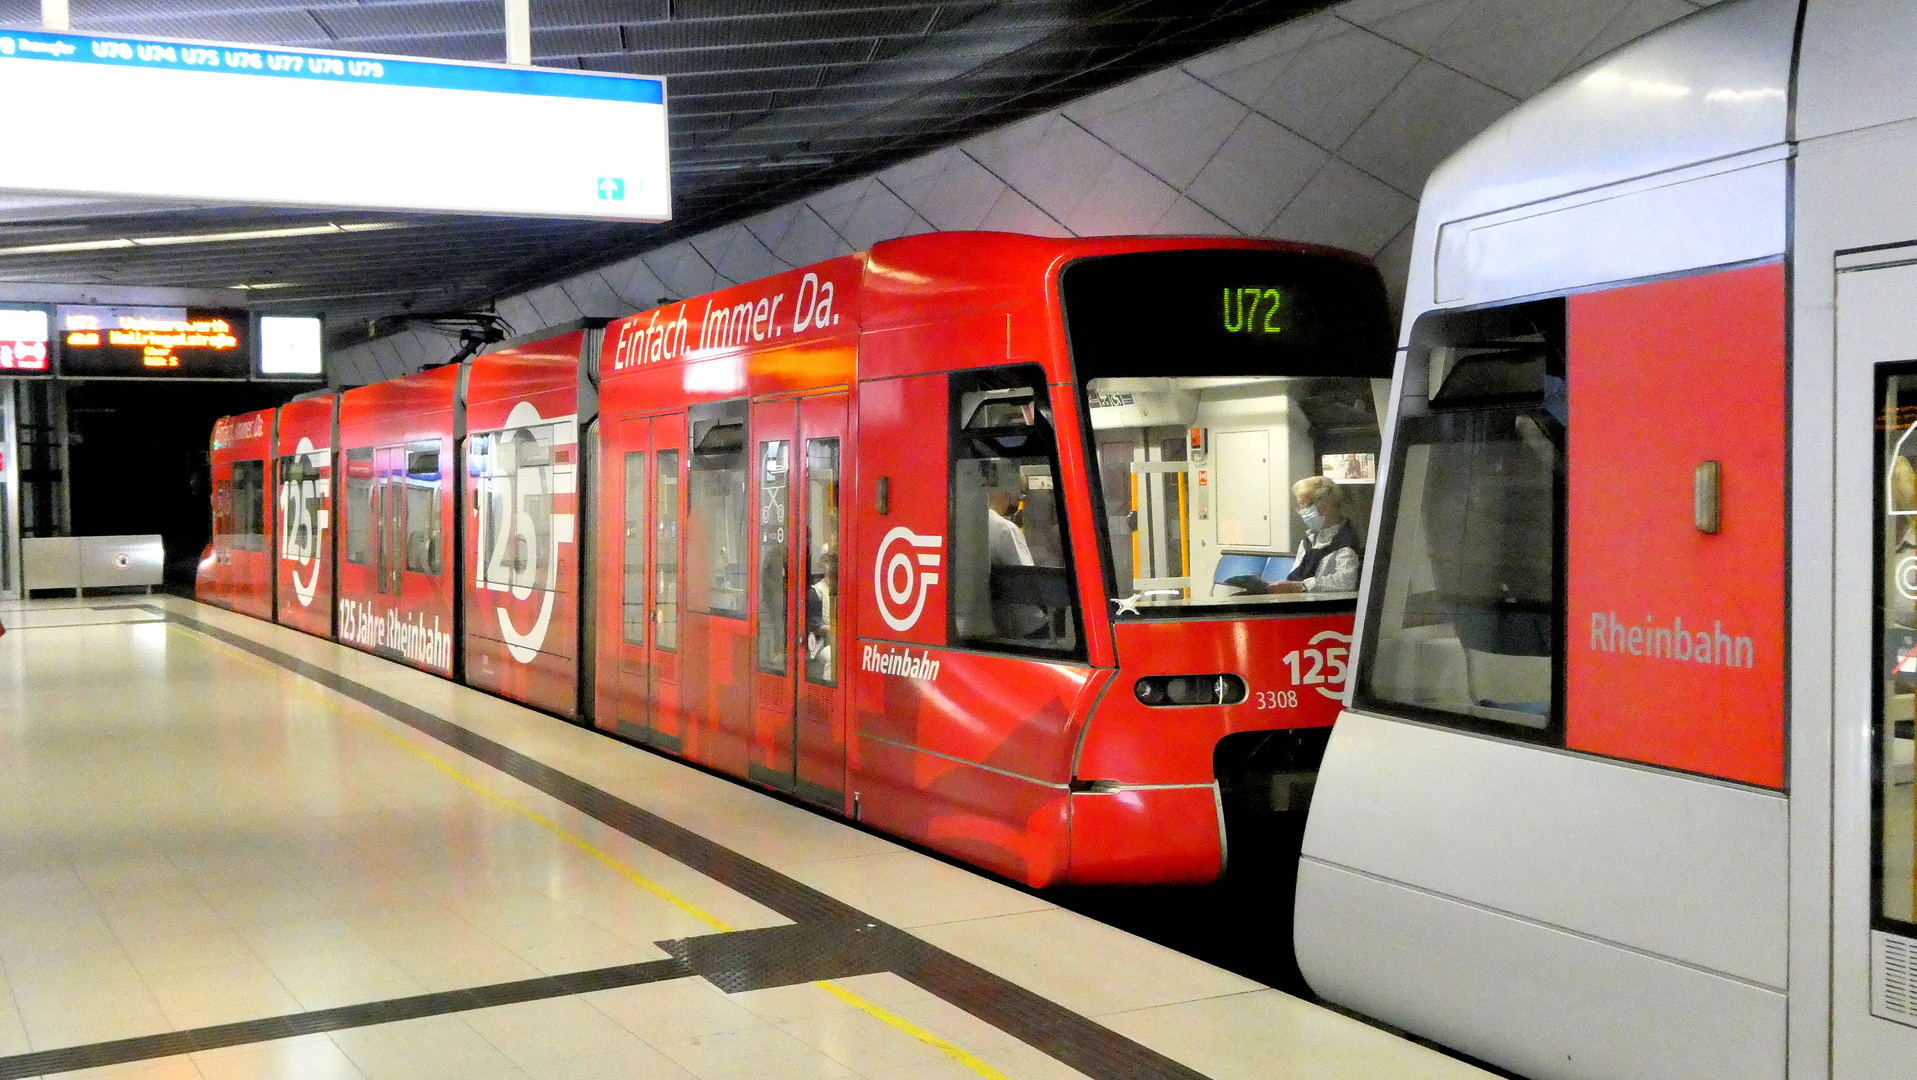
0;596;1492;1080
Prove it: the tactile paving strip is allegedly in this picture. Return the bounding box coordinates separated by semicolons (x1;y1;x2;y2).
0;607;1214;1080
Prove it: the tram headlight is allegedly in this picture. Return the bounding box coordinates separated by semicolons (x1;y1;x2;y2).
1133;674;1247;707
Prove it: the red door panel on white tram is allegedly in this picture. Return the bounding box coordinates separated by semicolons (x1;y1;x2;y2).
1565;263;1787;788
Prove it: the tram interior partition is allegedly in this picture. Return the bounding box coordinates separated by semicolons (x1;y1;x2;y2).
198;231;1394;889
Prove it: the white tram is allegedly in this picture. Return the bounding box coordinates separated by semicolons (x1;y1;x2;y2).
1294;0;1917;1077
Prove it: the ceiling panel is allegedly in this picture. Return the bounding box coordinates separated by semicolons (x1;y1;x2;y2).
0;0;1330;345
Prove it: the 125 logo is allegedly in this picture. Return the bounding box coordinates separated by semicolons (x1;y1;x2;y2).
1281;629;1351;701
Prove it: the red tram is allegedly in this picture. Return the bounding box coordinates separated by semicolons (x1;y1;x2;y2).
198;231;1392;887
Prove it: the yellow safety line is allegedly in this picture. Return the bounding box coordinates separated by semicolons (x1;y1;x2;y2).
207;638;733;932
354;716;737;933
813;979;1013;1080
197;625;1010;1080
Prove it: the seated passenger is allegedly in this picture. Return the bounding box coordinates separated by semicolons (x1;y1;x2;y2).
1245;476;1362;595
806;550;837;670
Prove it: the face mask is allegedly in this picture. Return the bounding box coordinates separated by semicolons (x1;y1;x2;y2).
1298;504;1325;534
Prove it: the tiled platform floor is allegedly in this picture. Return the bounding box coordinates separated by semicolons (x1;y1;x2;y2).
0;596;1493;1080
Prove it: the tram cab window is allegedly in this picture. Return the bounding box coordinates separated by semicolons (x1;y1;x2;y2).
1876;367;1917;935
230;460;267;552
344;448;374;566
688;403;749;618
950;368;1078;655
1083;377;1386;614
403;443;443;576
1358;300;1566;737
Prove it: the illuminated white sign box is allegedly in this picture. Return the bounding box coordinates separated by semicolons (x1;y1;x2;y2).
0;32;668;221
0;305;50;372
259;316;322;377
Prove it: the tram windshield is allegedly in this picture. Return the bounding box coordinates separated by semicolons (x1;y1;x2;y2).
1061;246;1394;618
1084;376;1387;614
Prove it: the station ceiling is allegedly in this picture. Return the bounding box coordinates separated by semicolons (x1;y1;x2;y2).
0;0;1331;343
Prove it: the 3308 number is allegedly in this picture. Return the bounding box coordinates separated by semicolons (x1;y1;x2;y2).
1254;690;1298;709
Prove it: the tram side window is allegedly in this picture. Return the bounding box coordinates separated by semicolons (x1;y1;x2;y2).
278;455;319;563
1876;365;1917;935
1359;300;1565;737
344;448;374;566
622;451;646;647
474;427;555;590
404;442;442;575
230;459;267;552
688;404;749;618
805;438;840;686
656;449;681;650
213;479;231;542
949;367;1078;655
756;440;791;675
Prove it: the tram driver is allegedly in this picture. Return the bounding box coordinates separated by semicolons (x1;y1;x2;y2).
984;484;1053;637
987;487;1034;567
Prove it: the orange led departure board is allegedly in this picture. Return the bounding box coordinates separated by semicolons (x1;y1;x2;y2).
57;305;250;377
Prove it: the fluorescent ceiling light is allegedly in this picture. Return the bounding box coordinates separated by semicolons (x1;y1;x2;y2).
0;221;408;257
677;155;833;174
229;282;298;291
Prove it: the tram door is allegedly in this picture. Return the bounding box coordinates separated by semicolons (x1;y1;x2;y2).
1840;258;1917;1072
749;394;847;806
613;414;686;750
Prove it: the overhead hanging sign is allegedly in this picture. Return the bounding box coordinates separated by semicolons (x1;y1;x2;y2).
0;30;670;222
57;305;251;378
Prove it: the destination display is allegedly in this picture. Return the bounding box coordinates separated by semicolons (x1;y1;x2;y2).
58;305;250;378
0;30;669;221
1061;248;1395;378
0;305;51;373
